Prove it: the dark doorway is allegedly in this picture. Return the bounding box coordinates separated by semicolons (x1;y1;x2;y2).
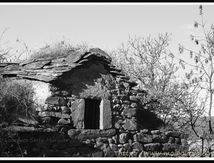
84;99;101;129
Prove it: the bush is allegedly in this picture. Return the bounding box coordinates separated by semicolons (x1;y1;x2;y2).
0;78;36;124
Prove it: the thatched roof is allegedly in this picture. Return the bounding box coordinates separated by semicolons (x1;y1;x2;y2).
0;48;128;83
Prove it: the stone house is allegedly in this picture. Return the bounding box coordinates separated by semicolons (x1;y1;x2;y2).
0;47;188;156
0;48;147;131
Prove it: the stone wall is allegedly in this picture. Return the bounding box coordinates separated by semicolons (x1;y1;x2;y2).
1;127;188;157
32;65;189;157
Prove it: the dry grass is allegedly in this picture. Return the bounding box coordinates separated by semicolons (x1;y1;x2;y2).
29;41;88;60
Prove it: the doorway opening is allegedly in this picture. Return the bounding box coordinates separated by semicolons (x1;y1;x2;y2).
84;98;101;129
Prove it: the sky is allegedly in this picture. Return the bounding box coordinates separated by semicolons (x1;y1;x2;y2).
1;3;214;57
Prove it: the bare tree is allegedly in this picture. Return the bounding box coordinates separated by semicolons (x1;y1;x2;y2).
173;5;214;157
178;5;214;135
110;33;184;125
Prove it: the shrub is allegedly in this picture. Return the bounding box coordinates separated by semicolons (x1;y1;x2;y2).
0;78;36;124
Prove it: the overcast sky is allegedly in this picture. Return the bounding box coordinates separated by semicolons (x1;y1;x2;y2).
1;3;214;56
